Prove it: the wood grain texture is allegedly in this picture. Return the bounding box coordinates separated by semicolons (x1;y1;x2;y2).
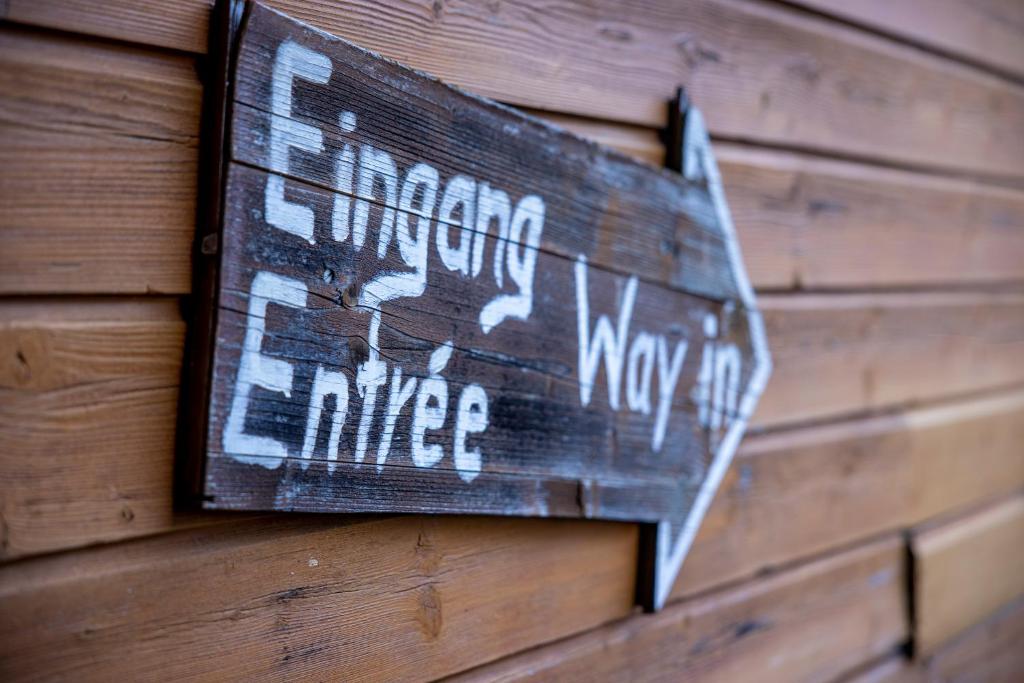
1;1;1021;677
912;495;1024;655
193;9;766;599
0;514;638;682
6;35;1022;300
226;11;733;297
675;388;1024;599
2;0;212;53
498;114;1024;291
4;298;1023;561
716;146;1024;290
756;292;1024;428
922;595;1024;683
0;299;217;558
840;657;924;683
6;0;1024;177
791;0;1024;79
450;537;907;683
0;26;200;295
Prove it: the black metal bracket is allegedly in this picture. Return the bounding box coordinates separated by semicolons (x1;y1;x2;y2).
635;85;694;613
175;0;248;508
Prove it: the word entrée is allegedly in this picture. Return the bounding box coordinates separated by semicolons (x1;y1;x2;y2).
223;40;545;483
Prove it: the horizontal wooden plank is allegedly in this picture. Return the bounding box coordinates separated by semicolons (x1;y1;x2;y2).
6;298;1023;592
227;42;733;298
756;292;1024;427
923;595;1024;682
912;494;1024;655
716;146;1024;290
1;0;212;53
839;656;923;683
0;299;213;557
8;303;1024;618
558;119;1024;290
450;537;907;682
0;299;1014;678
790;0;1024;80
0;514;638;681
834;602;1024;683
6;27;1022;299
675;388;1024;599
484;113;1024;291
6;0;1024;178
0;26;200;295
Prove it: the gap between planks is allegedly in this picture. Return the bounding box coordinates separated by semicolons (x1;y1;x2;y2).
5;22;1024;296
772;0;1024;85
445;534;908;683
3;0;1024;179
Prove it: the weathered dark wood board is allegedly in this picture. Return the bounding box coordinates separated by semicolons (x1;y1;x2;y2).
208;164;716;512
186;0;769;610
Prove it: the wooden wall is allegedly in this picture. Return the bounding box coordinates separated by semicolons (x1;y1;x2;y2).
1;1;1022;680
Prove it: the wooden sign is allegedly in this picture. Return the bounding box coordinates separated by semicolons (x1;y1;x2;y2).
183;0;771;611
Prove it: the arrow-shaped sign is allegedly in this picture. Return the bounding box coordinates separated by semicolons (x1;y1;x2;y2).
182;0;771;612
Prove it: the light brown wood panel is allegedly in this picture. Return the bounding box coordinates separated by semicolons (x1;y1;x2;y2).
0;514;638;682
535;115;1024;290
3;32;1020;297
840;657;923;683
0;26;199;295
2;0;212;53
791;0;1024;79
6;0;1024;178
717;146;1024;290
756;292;1024;427
5;41;1024;299
923;595;1024;682
0;299;212;558
450;537;907;683
912;495;1024;655
3;297;1023;561
674;388;1024;599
